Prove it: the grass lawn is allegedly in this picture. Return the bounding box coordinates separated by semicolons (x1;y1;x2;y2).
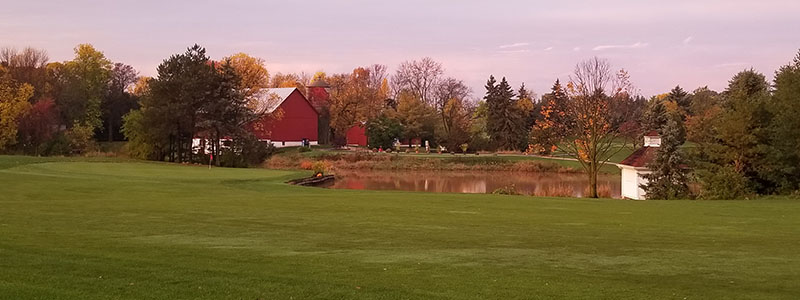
1;156;799;299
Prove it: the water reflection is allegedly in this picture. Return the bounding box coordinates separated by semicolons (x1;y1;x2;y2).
322;170;620;198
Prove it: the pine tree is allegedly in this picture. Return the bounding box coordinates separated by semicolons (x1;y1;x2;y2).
695;69;773;198
485;77;520;150
665;85;690;115
641;114;690;199
484;75;498;143
516;83;537;149
641;96;668;134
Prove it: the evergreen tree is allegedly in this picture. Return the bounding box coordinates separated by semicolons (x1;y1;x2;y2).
694;69;773;198
768;49;800;192
665;85;690;116
484;75;498;149
485;77;520;150
640;96;668;134
641;114;690;199
366;114;403;149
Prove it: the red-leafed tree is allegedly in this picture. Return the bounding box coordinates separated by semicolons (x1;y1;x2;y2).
17;98;59;154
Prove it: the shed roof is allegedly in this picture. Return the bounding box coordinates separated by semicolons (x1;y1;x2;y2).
619;147;658;168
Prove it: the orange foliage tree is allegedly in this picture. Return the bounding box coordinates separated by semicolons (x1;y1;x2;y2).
559;57;633;198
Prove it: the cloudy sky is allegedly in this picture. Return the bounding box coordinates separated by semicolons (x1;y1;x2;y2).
2;0;798;98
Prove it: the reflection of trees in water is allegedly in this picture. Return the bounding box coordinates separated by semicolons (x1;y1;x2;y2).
330;170;620;198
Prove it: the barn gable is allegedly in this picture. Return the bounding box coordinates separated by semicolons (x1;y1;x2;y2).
251;88;319;146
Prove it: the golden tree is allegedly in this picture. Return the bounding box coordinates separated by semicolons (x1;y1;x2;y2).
561;57;633;198
327;66;387;145
0;66;33;150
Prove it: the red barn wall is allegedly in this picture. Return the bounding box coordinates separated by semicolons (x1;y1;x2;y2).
252;90;318;142
346;125;368;146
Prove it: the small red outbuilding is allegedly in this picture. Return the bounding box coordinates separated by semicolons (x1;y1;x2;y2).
345;123;368;147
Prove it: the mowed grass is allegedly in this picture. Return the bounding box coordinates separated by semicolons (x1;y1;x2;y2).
1;156;799;299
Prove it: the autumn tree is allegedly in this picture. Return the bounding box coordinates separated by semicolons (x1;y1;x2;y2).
394;91;437;146
100;63;138;141
270;72;308;95
223;53;272;114
0;66;33;151
17;98;59;155
433;77;471;147
439;97;473;151
531;79;570;154
560;57;633;198
0;47;49;100
391;57;443;105
56;44;112;131
685;87;721;143
47;44;113;152
327;66;387;145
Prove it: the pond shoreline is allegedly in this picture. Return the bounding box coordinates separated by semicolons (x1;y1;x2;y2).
321;169;620;198
265;151;622;174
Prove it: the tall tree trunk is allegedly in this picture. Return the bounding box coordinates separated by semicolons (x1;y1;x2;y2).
588;162;598;198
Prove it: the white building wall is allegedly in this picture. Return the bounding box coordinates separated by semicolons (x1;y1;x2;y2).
267;140;318;148
620;166;652;200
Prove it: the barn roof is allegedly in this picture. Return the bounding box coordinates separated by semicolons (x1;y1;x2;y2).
619;146;658;168
260;88;298;113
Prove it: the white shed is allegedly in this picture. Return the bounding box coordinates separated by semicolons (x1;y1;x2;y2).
618;131;660;200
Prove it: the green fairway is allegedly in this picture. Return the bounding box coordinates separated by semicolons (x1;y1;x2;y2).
1;156;799;299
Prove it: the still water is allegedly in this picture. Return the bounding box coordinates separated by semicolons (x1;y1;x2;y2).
322;170;620;198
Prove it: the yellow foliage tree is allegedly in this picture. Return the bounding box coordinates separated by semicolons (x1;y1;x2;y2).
223;53;271;114
0;66;33;150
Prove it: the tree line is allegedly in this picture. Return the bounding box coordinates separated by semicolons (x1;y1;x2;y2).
2;43;799;199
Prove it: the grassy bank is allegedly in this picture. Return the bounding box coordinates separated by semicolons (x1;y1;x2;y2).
1;156;799;299
267;149;622;174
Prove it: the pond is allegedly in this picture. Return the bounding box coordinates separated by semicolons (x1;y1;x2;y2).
321;170;621;198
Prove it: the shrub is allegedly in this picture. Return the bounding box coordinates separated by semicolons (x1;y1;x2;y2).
65;123;97;154
492;184;519;195
299;160;314;170
697;165;753;199
217;135;277;168
584;184;612;198
41;133;71;156
535;185;575;197
312;160;331;175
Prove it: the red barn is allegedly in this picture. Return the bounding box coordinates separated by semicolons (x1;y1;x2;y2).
251;88;319;147
346;123;368;147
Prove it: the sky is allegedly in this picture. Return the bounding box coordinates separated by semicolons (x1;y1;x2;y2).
2;0;799;98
